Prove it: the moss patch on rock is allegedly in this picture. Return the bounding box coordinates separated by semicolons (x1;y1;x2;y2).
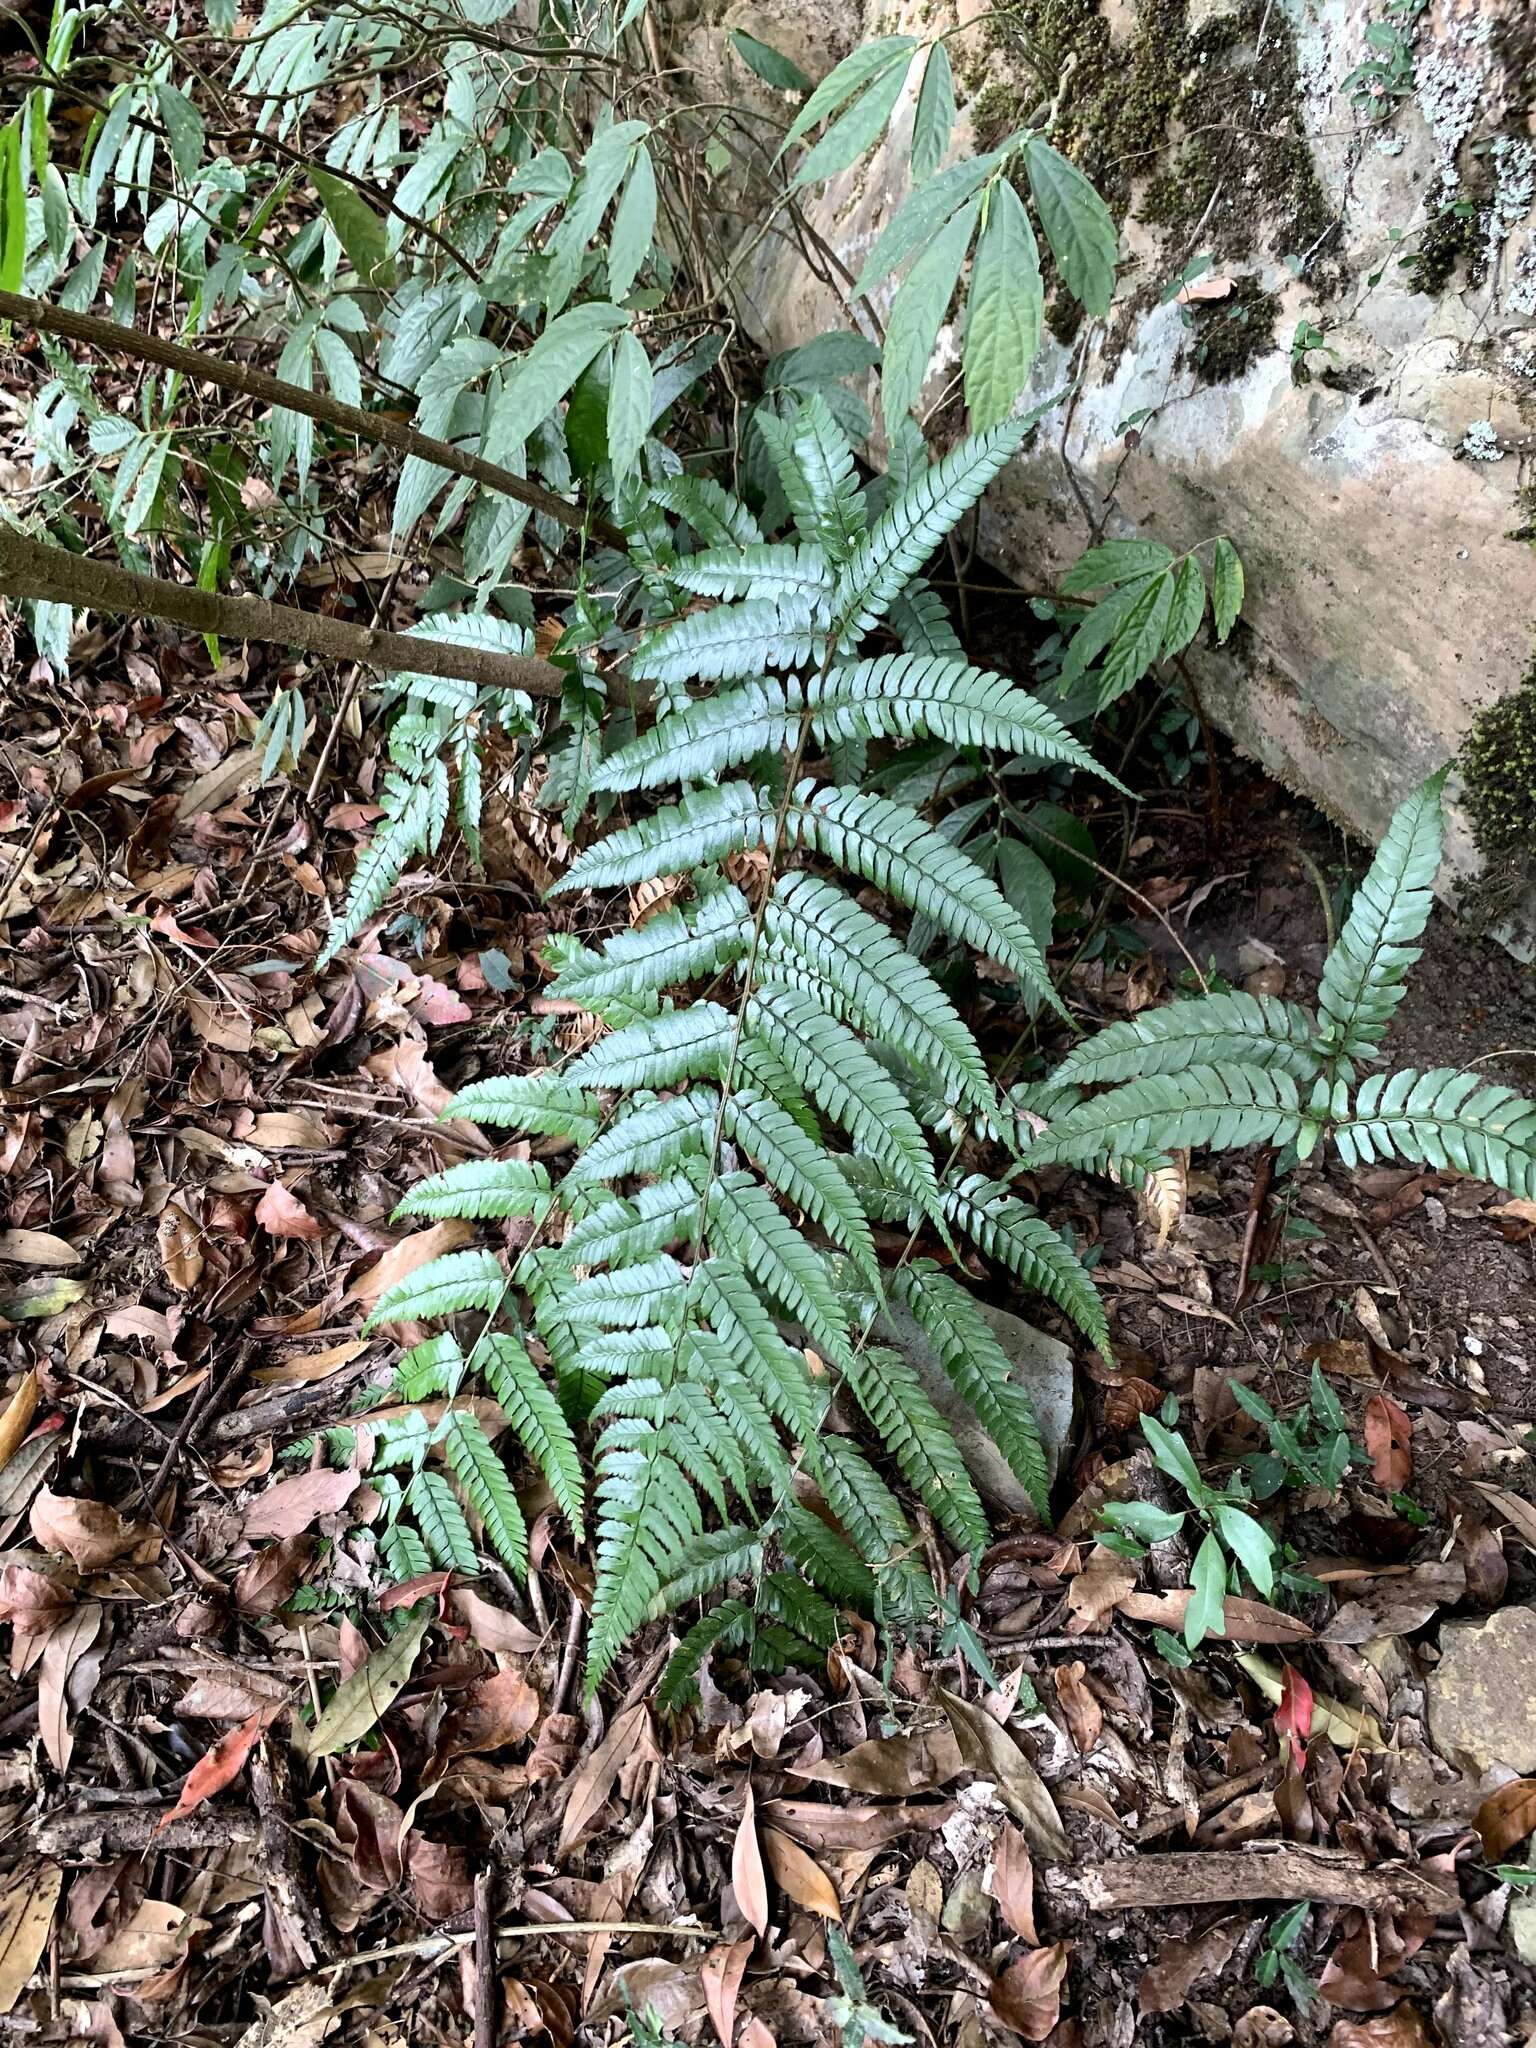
1461;654;1536;862
1187;273;1282;384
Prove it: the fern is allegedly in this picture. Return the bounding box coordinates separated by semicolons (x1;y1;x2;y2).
439;1408;529;1576
393;1158;554;1223
1051;991;1324;1089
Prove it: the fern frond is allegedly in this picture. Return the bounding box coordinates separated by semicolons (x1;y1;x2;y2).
690;1255;828;1442
810;1435;933;1618
758;1571;841;1649
843;1345;990;1555
746;984;943;1216
545;891;749;1005
656;1598;754;1713
722;1087;881;1281
569;1003;735;1090
591;679;799;794
562;1254;690;1331
834;418;1028;643
587;1427;704;1695
670;543;833;601
681;1331;795;1488
763;871;997;1119
1024;1065;1306;1170
773;394;867;561
479;1332;585;1538
942;1174;1111;1360
365;1247;506;1329
391;1331;466;1402
1334;1067;1536;1197
649;473;765;548
895;1262;1051;1519
392;1157;554;1223
1315;768;1447;1065
1052;991;1324;1090
444;1073;602;1143
692;1162;852;1362
652;1525;765;1614
381;1519;432;1580
782;782;1066;1018
439;1408;529;1576
779;1501;879;1610
554;782;771;894
320;755;450;965
888;577;962;658
408;1466;479;1572
569;1089;715;1185
561;1175;701;1268
631;592;829;687
810;654;1113;780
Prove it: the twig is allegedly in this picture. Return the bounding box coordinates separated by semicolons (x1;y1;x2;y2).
318;1919;711;1975
1057;1846;1455;1912
472;1872;497;2048
0;529;565;699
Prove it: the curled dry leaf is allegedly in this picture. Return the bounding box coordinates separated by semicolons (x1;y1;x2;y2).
30;1485;149;1571
557;1701;651;1859
1275;1663;1314;1775
760;1826;841;1921
1364;1394;1413;1491
346;1219;475;1309
158;1202;205;1291
1326;2006;1432;2048
0;1563;73;1668
1138;1919;1241;2015
408;1835;474;1921
157;1699;285;1831
1055;1662;1102;1755
990;1942;1070;2040
1474;1776;1536;1860
442;1668;540;1757
0;1370;39;1473
702;1937;754;2048
731;1784;770;1937
449;1586;542;1653
255;1180;326;1241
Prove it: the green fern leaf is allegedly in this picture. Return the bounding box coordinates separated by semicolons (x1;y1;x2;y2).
480;1331;585;1538
381;1519;432;1580
691;1162;852;1362
1052;990;1324;1090
834;418;1029;642
1335;1067;1536;1198
569;1003;736;1091
782;782;1066;1018
444;1073;601;1144
569;1090;715;1185
364;1247;506;1330
943;1174;1110;1360
809;1435;933;1618
439;1408;528;1576
631;592;829;687
587;1429;704;1695
680;1331;794;1487
778;1501;879;1610
652;1525;765;1613
562;1253;689;1331
591;680;799;794
391;1331;466;1402
545;891;748;1003
781;393;868;560
561;1175;702;1268
888;577;963;659
408;1466;480;1572
320;756;450;965
758;1571;841;1649
392;1157;553;1223
763;871;997;1119
746;984;943;1216
721;1087;880;1281
1315;768;1447;1066
554;782;771;894
843;1344;990;1555
895;1262;1051;1519
1025;1064;1306;1170
690;1254;828;1442
670;542;833;601
649;473;764;548
656;1598;754;1712
809;654;1114;780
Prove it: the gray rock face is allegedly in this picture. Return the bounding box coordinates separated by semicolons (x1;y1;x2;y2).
882;1298;1076;1511
670;0;1536;937
1427;1607;1536;1774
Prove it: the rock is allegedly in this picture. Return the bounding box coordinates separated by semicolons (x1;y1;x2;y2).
1426;1607;1536;1773
881;1299;1075;1510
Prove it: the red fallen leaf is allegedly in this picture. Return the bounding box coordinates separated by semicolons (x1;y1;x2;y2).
991;1943;1070;2040
1475;1776;1536;1859
156;1699;284;1831
1364;1394;1412;1491
1276;1662;1314;1775
150;906;218;949
1327;2006;1433;2048
255;1180;325;1241
381;1570;454;1615
414;977;473;1027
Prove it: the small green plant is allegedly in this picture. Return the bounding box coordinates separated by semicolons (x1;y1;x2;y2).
1342;0;1426;122
826;1926;911;2048
1254;1902;1319;2011
1289;319;1340;384
1052;535;1247;713
1230;1364;1356;1500
1097;1406;1322;1649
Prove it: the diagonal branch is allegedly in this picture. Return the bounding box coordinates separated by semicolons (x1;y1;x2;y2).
0;290;625;551
0;528;565;698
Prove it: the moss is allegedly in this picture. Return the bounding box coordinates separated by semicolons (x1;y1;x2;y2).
970;80;1028;156
1460;657;1536;861
1186;273;1281;384
1403;193;1485;297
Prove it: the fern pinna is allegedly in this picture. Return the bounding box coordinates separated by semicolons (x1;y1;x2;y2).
363;404;1118;1705
1028;768;1536;1198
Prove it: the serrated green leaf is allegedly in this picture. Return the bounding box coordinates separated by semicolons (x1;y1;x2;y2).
1023;136;1117;316
1096;569;1175;706
392;1158;553;1224
964;179;1042;431
311;165;396;287
780;36;917;159
1060;539;1174;596
606;329;652;477
882;198;976;435
607;146;656;301
1211;537;1244;642
1162;554;1206;657
911;41;955;183
791;57;911;191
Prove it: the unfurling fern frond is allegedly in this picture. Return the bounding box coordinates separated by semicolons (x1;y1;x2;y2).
1315;767;1446;1069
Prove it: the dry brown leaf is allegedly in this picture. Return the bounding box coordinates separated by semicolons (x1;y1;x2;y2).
1177;274;1235;302
1055;1662;1102;1756
1119;1590;1312;1644
0;1229;80;1267
243;1466;359;1541
0;1564;73;1672
1138;1919;1241;2014
449;1586;542;1654
557;1702;650;1860
702;1937;754;2048
1474;1777;1536;1860
731;1784;770;1937
759;1826;841;1920
346;1219;476;1308
990;1943;1070;2040
1326;2007;1432;2048
39;1601;105;1773
30;1485;149;1570
1065;1543;1138;1633
255;1181;325;1241
244;1112;335;1149
990;1823;1037;1945
758;1798;954;1852
93;1900;200;1977
408;1835;474;1921
252;1340;368;1388
0;1863;63;2014
1364;1393;1412;1490
157;1202;205;1291
937;1688;1070;1862
787;1723;963;1795
234;1535;311;1614
0;1371;39;1474
441;1669;539;1758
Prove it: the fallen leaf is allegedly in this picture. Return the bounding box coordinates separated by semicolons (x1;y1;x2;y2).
0;1370;39;1473
759;1827;840;1920
243;1466;359;1540
991;1943;1070;2040
442;1668;539;1757
408;1835;474;1921
1475;1777;1536;1860
0;1863;63;2014
255;1182;325;1240
1055;1662;1102;1755
938;1687;1070;1862
304;1609;431;1757
1276;1663;1314;1775
449;1586;542;1654
31;1485;149;1570
1120;1590;1312;1644
234;1535;311;1613
158;1700;285;1830
732;1785;770;1937
157;1203;205;1291
1326;2007;1432;2048
1365;1394;1412;1490
702;1937;754;2048
1177;274;1235;302
0;1274;87;1322
1139;1920;1241;2015
346;1220;475;1309
990;1823;1037;1945
39;1601;105;1772
787;1723;963;1795
0;1229;80;1267
1236;1654;1385;1750
0;1563;73;1668
93;1899;199;1976
557;1701;650;1859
